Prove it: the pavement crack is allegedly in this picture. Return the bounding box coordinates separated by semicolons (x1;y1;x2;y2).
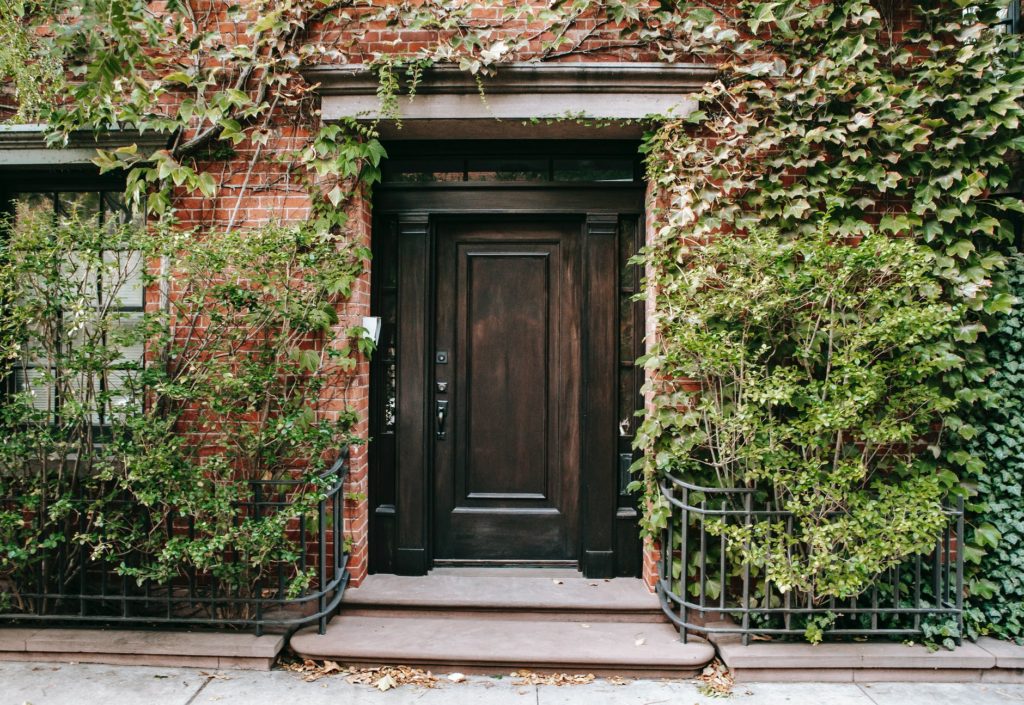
856;683;883;705
183;675;214;705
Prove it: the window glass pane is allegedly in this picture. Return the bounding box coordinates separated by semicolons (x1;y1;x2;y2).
13;192;54;222
383;158;464;183
12;366;57;415
618;367;636;438
108;313;147;366
63;249;101;308
19;320;53;367
103;369;142;423
104;250;145;308
619;293;636;363
619;218;638;291
553;158;634;183
57;191;101;219
467;158;547;182
102;191;138;226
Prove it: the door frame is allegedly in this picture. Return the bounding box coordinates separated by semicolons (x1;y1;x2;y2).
368;144;645;579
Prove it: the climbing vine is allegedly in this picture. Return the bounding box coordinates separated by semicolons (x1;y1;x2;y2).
634;0;1024;634
0;0;1022;635
963;254;1024;641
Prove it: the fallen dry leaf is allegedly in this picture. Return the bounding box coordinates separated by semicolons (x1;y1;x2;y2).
606;676;631;686
695;659;734;698
198;671;232;680
345;665;440;690
511;670;597;686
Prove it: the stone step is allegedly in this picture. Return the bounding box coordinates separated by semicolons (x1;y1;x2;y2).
342;574;663;622
715;637;1024;683
0;627;284;671
289;614;715;676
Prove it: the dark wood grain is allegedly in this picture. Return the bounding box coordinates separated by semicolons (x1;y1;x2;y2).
433;219;582;561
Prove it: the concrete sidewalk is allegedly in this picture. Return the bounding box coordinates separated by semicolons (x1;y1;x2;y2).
5;662;1024;705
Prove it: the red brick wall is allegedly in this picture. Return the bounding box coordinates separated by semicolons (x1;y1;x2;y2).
155;2;678;587
126;0;935;588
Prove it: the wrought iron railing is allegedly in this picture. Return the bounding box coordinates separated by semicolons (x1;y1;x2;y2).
0;452;349;636
658;474;964;645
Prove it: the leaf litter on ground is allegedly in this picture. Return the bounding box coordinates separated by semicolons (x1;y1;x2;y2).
510;670;597;686
279;658;439;690
281;658;629;690
695;659;734;698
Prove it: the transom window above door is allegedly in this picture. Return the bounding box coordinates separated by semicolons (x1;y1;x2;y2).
381;141;642;185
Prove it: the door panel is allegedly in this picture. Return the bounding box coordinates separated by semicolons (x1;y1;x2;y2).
433;219;582;561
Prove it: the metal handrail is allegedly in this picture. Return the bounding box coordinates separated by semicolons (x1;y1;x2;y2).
657;473;965;645
0;450;351;636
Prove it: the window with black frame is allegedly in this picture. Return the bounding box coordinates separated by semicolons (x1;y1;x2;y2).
997;0;1022;33
3;189;146;431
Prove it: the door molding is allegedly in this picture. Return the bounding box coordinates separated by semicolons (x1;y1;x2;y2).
394;212;431;575
371;152;644;578
581;214;620;578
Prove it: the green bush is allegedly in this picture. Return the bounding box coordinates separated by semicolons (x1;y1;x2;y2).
0;205;366;613
634;212;965;625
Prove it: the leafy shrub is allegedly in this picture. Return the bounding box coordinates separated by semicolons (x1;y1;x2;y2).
634;213;964;608
636;0;1022;641
0;205;366;614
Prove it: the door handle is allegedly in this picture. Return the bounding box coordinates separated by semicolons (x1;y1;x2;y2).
436;400;449;440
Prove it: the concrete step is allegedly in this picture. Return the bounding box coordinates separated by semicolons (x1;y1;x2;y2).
289;614;715;676
715;638;1021;683
0;627;284;671
342;574;663;622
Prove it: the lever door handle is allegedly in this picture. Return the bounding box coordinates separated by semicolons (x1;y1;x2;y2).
436;400;449;440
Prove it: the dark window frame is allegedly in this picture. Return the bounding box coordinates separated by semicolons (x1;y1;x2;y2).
1;173;144;432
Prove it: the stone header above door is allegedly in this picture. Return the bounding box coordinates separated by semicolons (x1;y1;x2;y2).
304;62;716;139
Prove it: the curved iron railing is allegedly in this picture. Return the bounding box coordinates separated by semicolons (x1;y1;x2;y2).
658;473;964;645
0;451;350;636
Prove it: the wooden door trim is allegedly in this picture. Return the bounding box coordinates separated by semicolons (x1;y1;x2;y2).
581;214;620;578
394;212;431;575
379;186;643;578
375;187;643;215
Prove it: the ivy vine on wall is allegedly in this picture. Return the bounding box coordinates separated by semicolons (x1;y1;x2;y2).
633;0;1024;640
964;254;1024;641
0;0;1022;637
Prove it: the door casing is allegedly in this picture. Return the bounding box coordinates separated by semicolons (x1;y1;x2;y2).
368;144;644;579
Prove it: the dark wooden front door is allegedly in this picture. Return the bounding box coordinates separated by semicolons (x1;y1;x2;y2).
432;219;582;562
368;141;646;577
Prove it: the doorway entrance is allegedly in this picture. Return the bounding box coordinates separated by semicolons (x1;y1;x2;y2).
368;141;645;578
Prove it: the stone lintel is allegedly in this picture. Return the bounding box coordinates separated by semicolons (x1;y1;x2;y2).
0;125;170;167
306;62;715;124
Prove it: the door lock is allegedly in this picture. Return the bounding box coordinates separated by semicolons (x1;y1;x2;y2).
436;399;449;440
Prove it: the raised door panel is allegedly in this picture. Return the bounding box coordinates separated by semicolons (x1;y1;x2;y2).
434;219;581;561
